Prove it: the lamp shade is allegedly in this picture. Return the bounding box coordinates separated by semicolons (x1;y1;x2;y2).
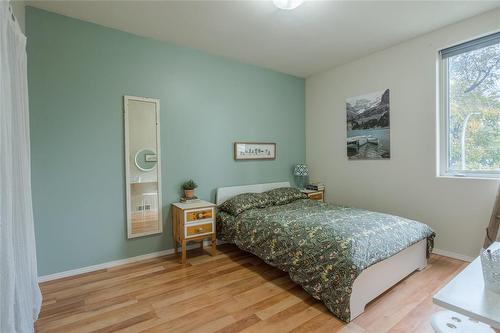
294;164;309;176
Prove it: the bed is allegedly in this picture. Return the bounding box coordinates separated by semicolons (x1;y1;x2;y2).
215;182;435;322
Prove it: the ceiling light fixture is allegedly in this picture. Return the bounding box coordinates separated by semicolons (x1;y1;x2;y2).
272;0;305;10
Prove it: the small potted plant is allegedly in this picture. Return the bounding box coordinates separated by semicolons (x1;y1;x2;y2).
182;179;198;199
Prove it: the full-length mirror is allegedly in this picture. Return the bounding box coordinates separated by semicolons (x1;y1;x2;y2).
124;96;162;238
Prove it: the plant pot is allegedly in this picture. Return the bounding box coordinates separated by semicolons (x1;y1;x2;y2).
184;189;194;198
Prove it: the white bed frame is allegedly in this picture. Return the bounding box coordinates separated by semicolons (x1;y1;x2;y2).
216;182;427;320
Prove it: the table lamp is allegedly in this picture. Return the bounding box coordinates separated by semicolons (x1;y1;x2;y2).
294;164;309;189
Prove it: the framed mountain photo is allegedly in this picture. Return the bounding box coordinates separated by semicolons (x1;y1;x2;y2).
346;89;390;160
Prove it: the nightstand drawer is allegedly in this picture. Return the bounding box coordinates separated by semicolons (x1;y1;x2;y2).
186;208;213;223
186;223;213;237
309;192;323;201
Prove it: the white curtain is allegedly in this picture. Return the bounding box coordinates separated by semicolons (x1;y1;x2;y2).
0;3;42;333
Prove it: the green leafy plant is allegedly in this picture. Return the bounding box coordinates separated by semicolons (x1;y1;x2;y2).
182;179;198;190
448;45;500;171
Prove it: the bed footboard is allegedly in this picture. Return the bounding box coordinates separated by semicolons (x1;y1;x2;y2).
350;239;427;320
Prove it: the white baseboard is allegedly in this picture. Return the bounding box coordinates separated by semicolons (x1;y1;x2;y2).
38;241;210;283
39;243;475;283
433;248;474;262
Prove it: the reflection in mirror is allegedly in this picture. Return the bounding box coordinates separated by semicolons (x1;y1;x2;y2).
135;148;157;172
124;96;162;238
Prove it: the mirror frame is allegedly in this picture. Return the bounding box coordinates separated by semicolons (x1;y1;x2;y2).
124;95;163;239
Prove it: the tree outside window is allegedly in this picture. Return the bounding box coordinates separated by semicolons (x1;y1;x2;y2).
447;39;499;174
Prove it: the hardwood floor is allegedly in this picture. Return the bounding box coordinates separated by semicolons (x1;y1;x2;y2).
36;244;468;333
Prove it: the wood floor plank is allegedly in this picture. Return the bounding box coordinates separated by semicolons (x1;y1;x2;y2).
214;315;261;333
238;300;325;333
40;303;153;333
254;289;311;320
288;311;343;333
224;286;303;321
89;311;157;333
36;299;138;331
36;245;469;333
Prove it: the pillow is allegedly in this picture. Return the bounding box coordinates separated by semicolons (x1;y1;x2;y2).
266;187;307;206
219;192;271;216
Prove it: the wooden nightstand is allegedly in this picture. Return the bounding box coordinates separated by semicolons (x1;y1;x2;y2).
171;200;216;264
301;189;325;202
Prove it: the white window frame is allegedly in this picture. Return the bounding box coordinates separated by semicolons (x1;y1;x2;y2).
438;34;500;180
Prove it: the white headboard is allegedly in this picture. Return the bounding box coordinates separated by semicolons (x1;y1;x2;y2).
216;182;290;205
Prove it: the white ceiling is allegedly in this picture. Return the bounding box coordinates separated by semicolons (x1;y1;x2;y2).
27;0;500;77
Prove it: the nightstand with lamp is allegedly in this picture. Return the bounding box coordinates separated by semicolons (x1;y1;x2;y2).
294;164;325;202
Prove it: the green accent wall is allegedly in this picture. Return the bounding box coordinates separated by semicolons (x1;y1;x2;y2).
27;7;305;276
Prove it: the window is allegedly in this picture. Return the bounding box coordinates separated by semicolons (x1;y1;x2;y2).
439;32;500;178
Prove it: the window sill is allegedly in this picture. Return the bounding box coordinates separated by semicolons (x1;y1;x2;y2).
437;173;500;181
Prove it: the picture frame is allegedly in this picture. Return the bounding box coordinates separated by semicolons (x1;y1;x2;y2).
234;142;276;160
346;89;390;160
144;153;157;162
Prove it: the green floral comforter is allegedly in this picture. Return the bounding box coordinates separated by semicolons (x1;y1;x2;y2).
216;199;435;322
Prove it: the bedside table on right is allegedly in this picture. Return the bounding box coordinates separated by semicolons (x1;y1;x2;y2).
301;189;325;202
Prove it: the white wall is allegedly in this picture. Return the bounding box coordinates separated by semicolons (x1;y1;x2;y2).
10;0;25;32
306;8;500;259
